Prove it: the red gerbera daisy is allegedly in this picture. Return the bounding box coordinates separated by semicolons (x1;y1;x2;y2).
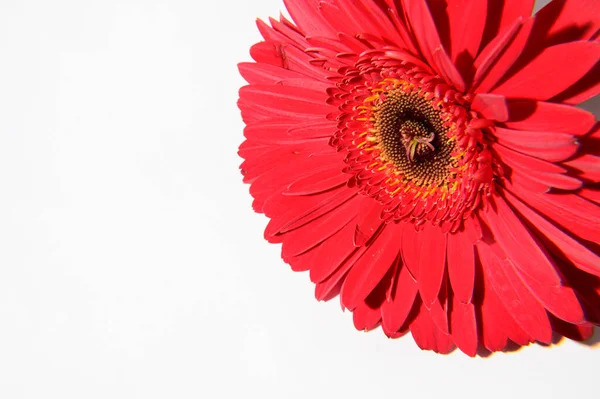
237;0;600;356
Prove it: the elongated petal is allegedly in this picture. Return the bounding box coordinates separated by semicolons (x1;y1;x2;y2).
477;243;553;344
418;224;447;307
381;263;419;333
341;225;401;310
506;183;600;244
285;165;349;195
473;17;524;90
353;302;382;331
403;0;463;90
428;298;449;335
551;316;594;342
283;0;336;37
480;0;535;50
243;119;335;144
532;0;600;44
446;0;487;61
493;127;578;162
476;19;534;94
239;84;328;119
518;271;585;325
281;197;358;257
310;222;358;284
353;198;385;247
565;155;600;183
482;195;561;286
504;100;596;135
505;191;600;277
410;300;454;354
401;225;421;279
447;232;475;303
471;93;509;121
450;298;478;357
491;42;600;100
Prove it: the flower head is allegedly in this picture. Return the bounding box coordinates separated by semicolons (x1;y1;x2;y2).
238;0;600;355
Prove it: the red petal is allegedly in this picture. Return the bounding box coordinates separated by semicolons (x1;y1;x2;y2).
565;155;600;183
510;168;582;192
248;154;337;204
401;224;421;279
504;100;596;135
495;144;582;190
381;263;419;333
533;0;600;44
277;189;356;234
256;17;307;49
446;0;487;62
471;93;509;121
238;62;330;89
325;0;403;46
494;144;567;174
491;41;600;100
243;119;335;143
478;279;508;351
284;165;348;196
477;243;553;343
283;0;336;37
428;298;449;335
506;183;600;244
493;127;578;162
504;191;600;278
580;187;600;204
249;42;287;68
410;301;454;354
318;2;362;39
314;246;365;302
450;298;478;357
353;198;385;247
486;282;535;345
464;214;483;244
281;197;358;258
239;84;328;119
402;0;440;65
242;142;335;183
518;271;585;325
403;0;463;90
417;224;448;307
447;232;475;303
432;46;466;92
553;62;600;105
550;316;594;342
476;18;534;94
480;0;535;50
473;17;525;90
353;303;381;331
263;187;355;238
476;255;536;349
482;195;561;286
340;224;401;310
310;222;358;284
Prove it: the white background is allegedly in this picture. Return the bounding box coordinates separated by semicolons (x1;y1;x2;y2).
0;0;598;398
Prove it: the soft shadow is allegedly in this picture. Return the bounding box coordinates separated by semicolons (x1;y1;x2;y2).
577;326;600;348
474;328;600;358
476;340;527;358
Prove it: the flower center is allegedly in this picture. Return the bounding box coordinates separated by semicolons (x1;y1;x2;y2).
374;90;456;187
400;122;435;162
330;67;495;231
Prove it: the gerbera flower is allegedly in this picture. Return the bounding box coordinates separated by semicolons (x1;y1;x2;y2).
237;0;600;355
